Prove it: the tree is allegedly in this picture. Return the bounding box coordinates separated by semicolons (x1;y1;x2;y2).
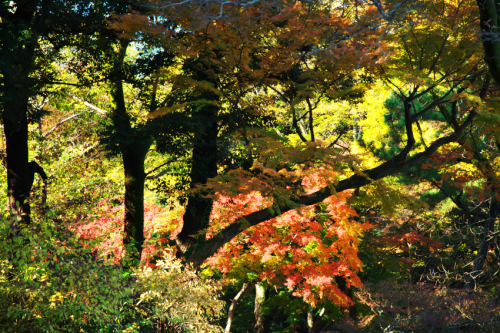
170;0;486;268
0;0;113;222
2;0;500;331
476;0;500;83
106;0;494;293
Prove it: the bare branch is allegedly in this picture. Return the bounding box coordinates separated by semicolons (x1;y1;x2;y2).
43;113;80;138
225;279;259;333
63;90;108;115
29;161;48;205
327;131;345;149
306;97;315;142
292;106;309;143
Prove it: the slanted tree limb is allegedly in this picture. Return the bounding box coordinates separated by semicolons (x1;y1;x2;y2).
63;90;108;115
145;156;179;179
189;110;476;265
328;130;346;149
292;105;309;143
42;113;80;138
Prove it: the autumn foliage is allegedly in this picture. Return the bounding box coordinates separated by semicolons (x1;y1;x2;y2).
2;0;500;332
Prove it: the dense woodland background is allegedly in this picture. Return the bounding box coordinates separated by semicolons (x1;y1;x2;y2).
1;0;500;332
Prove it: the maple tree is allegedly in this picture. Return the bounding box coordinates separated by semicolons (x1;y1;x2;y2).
1;0;500;332
130;0;487;268
106;0;498;327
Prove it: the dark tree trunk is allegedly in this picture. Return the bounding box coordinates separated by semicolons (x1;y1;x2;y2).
335;276;356;320
0;1;39;224
175;104;218;253
476;0;500;84
3;96;31;223
175;60;219;255
109;39;152;263
122;146;149;261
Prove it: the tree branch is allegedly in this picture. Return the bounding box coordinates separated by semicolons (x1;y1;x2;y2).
63;90;108;115
328;130;345;149
292;106;309;143
398;98;416;161
306;97;315;142
43;113;80;138
28;161;48;205
189;110;477;265
225;279;259;333
145;157;179;179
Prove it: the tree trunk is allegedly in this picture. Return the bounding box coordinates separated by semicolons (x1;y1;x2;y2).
307;306;314;333
3;96;31;223
476;0;500;85
109;39;152;263
225;280;258;333
466;199;499;289
176;125;218;253
0;1;39;224
122;146;149;262
335;276;356;320
307;306;328;333
254;281;267;333
175;60;219;255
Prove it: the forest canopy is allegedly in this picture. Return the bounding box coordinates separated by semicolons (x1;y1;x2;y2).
1;0;500;332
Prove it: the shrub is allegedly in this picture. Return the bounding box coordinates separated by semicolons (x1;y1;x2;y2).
0;212;135;332
131;248;225;333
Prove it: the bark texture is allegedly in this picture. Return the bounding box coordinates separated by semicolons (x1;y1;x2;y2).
335;276;356;319
225;280;258;333
122;147;149;260
1;1;37;223
3;98;31;222
307;306;328;333
476;0;500;84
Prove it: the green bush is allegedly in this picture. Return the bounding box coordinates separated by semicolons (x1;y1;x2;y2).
0;212;135;332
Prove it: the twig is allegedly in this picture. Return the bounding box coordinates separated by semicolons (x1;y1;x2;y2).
43;113;81;138
146;157;179;179
63;90;107;115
